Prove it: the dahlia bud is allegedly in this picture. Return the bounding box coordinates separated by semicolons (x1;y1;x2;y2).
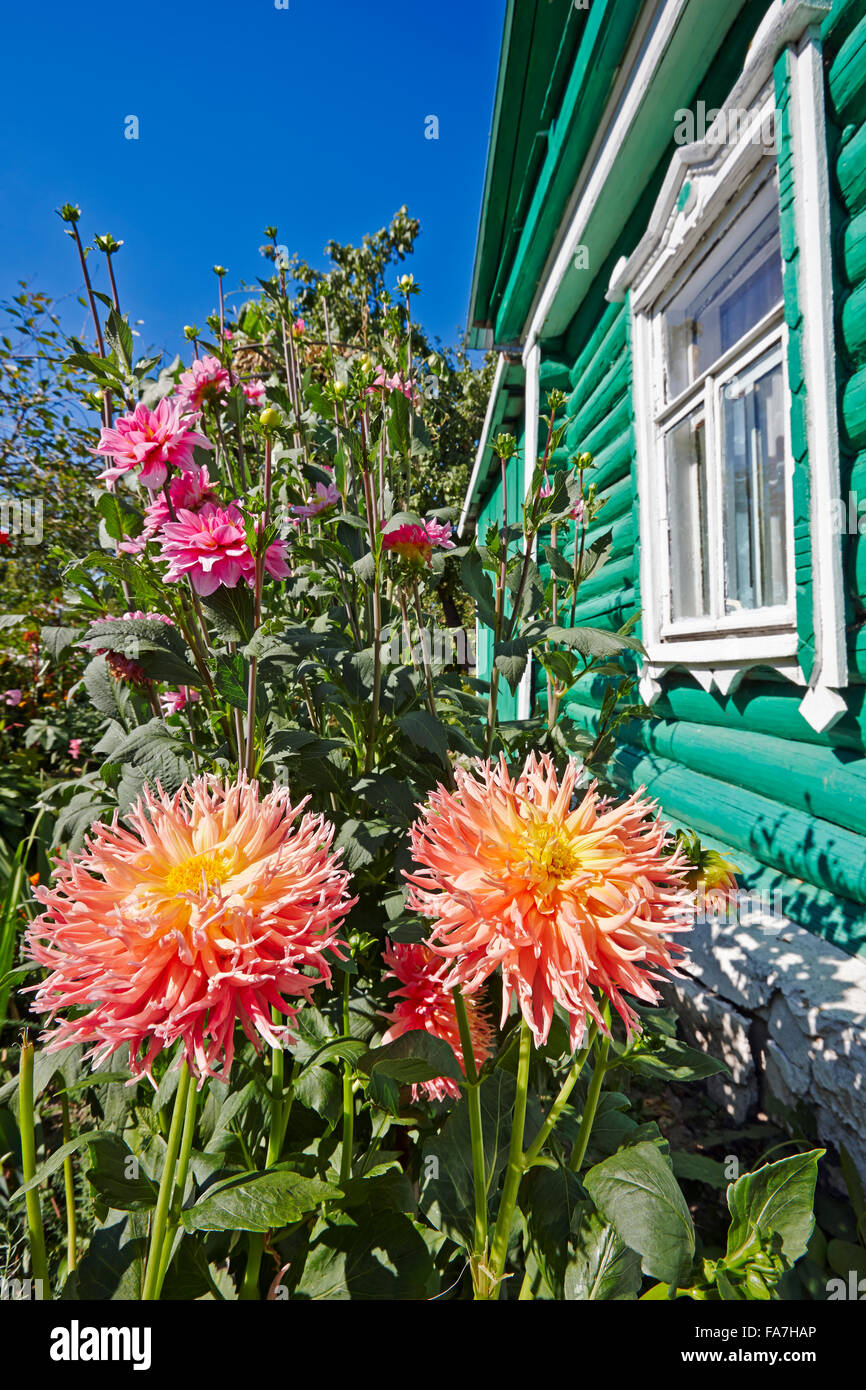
213;265;228;278
259;406;282;433
58;203;81;224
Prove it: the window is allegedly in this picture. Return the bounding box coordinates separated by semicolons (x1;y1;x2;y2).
606;2;847;729
654;166;792;638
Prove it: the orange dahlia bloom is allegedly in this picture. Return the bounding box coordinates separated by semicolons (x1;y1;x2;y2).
406;754;693;1050
380;940;494;1101
26;775;355;1081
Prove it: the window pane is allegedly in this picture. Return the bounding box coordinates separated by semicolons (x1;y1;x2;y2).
665;408;710;620
721;352;788;613
664;173;782;398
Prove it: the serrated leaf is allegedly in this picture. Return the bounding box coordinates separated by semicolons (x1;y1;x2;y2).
584;1140;695;1287
182;1166;341;1233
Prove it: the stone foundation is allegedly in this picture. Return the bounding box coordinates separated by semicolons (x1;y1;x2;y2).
659;910;866;1179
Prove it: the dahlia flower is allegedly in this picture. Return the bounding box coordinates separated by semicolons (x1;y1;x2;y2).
291;480;339;520
119;467;222;556
26;775;355;1081
159;686;201;716
382;518;455;567
159;504;289;596
406;754;693;1049
68;739;83;761
177;355;231;412
94;399;211;492
380;940;494;1102
4;688;22;706
366;368;420;405
243;378;267;406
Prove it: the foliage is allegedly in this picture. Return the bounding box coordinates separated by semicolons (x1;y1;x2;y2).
0;207;827;1304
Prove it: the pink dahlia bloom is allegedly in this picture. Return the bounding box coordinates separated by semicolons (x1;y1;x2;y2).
381;940;494;1102
177;355;231;412
382;518;455;567
292;318;306;337
94;398;211;492
160;503;289;595
68;738;83;761
26;774;355;1081
160;504;250;595
291;480;339;520
366;368;420;406
159;686;201;717
243;378;267;406
4;688;23;706
406;754;693;1050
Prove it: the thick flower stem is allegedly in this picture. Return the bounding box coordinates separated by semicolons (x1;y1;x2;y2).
569;1023;611;1173
155;1077;199;1292
19;1039;51;1298
241;1032;291;1302
142;1060;191;1301
523;1021;598;1168
59;1090;78;1273
339;971;355;1187
454;990;488;1274
485;1020;533;1299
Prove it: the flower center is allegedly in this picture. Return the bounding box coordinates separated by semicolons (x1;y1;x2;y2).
165;848;232;896
519;820;579;885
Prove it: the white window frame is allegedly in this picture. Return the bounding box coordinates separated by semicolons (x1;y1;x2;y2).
607;0;848;730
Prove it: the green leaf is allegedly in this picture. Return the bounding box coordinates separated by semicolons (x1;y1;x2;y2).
84;1134;159;1211
61;1212;147;1301
546;626;645;659
522;1164;585;1297
294;1209;434;1300
10;1131;106;1204
725;1149;824;1266
616;1036;728;1084
110;719;194;795
493;637;528;694
460;550;497;630
200;585;255;644
565;1208;643;1301
214;652;248;709
584;1140;696;1287
396;709;449;763
358;1031;461;1087
40;625;82;660
182;1166;341;1233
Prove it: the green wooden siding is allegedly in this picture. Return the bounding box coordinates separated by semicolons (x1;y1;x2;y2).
475;445;525;722
471;0;866;958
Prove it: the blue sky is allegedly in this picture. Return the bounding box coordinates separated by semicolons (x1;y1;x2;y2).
0;0;505;362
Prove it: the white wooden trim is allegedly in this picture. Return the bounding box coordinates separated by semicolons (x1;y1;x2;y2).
789;29;848;692
518;340;541;720
610;2;845;731
524;0;693;349
458;352;507;539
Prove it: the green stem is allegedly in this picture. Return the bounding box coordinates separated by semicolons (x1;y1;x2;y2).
486;1020;532;1299
524;1021;598;1168
339;971;355;1187
155;1076;198;1293
141;1060;191;1301
241;1027;291;1301
59;1090;77;1274
569;1025;611;1173
19;1040;51;1298
454;990;488;1275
